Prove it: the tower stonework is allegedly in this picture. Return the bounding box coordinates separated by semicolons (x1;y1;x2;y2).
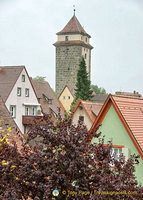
54;14;93;97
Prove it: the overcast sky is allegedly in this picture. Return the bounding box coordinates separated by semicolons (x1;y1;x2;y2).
0;0;143;94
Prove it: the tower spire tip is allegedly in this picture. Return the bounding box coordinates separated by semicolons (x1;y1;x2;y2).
73;5;76;16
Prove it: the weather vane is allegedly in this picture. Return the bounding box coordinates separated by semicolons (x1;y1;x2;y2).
73;5;76;15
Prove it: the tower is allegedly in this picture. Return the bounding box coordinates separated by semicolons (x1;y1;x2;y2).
54;13;93;97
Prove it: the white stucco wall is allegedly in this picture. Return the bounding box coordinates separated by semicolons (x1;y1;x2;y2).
58;34;90;44
5;68;41;133
72;107;92;130
58;34;82;41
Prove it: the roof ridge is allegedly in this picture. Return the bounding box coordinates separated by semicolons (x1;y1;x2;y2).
82;100;102;105
112;94;143;100
1;65;25;68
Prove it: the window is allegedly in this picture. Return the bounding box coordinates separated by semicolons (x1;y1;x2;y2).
32;107;36;116
65;36;69;41
85;37;87;42
44;95;52;104
22;75;25;82
111;148;122;161
10;105;16;118
110;147;122;166
63;96;65;100
79;116;84;122
17;87;21;96
85;54;87;59
25;88;29;97
25;106;37;116
68;96;70;100
25;107;29;116
48;99;52;104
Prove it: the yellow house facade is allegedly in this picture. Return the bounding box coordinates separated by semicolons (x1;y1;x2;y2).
58;85;75;112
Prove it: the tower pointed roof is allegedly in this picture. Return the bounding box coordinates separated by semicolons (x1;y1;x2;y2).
57;15;91;38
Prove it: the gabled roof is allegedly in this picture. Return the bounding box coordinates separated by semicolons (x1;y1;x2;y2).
91;94;143;159
0;66;24;102
0;96;23;150
58;85;75;99
32;80;65;117
57;15;91;38
91;94;108;104
73;100;103;123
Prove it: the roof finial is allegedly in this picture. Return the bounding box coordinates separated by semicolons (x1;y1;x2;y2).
73;5;76;16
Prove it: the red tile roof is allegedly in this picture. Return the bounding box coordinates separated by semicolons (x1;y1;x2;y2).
0;66;24;102
112;95;143;152
91;94;143;159
73;100;103;123
57;15;91;38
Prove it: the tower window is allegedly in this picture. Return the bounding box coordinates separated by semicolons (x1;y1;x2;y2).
65;36;69;41
85;54;87;59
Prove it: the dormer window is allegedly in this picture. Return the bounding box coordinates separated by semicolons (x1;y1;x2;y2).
22;75;25;82
65;36;69;41
48;99;52;104
43;94;52;104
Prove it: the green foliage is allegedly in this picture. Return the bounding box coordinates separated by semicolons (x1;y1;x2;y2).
33;76;46;82
75;57;93;101
91;84;106;94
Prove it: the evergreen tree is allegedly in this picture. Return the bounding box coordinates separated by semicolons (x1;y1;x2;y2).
75;57;93;101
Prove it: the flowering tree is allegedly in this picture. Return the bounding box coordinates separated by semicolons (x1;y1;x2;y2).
0;115;143;199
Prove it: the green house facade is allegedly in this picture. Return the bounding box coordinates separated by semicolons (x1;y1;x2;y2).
91;95;143;185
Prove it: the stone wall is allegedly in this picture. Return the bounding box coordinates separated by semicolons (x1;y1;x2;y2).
56;45;82;97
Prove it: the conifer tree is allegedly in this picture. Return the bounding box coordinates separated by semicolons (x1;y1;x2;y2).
75;57;93;101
